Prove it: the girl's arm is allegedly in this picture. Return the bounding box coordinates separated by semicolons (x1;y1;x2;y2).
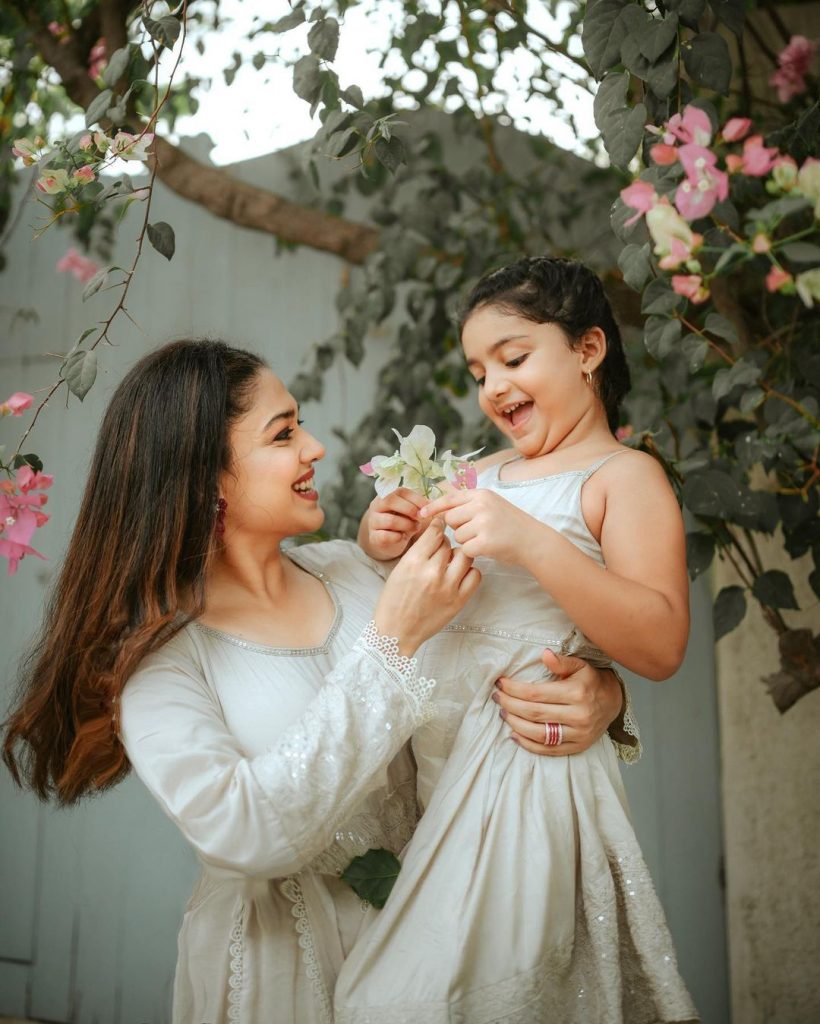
120;625;438;880
421;452;689;680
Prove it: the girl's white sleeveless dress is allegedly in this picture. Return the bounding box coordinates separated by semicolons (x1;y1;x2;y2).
335;454;699;1024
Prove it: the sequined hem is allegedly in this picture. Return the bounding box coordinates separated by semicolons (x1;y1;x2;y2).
280;877;334;1024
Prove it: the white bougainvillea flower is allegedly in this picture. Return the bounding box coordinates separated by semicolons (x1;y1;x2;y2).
111;131;155;161
361;452;405;497
360;427;482;499
395;425;436;467
36;168;70;195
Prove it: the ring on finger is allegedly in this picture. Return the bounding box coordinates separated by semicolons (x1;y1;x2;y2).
544;722;563;746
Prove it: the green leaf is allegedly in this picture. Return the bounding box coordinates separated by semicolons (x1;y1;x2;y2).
143;15;181;49
682;469;740;517
642;278;682;315
293;55;323;103
713;242;747;275
644;315;681;359
85;89;113;128
705;313;738;344
252;52;266;71
147;221;175;261
665;0;707;30
686;531;715;579
340;848;401;908
647;48;678;99
639;14;679;64
341;85;364;109
103;45;131;87
739;387;764;413
713;586;746;641
308;17;340;61
708;0;745;37
82;266;110;300
747;196;812;222
62;349;98;401
12;453;43;473
681;33;732;94
593;74;647;169
582;0;628;79
682;332;708;371
618;243;653;291
270;8;306;33
753;570;799;610
712;358;761;400
780;242;820;264
374;136;406;174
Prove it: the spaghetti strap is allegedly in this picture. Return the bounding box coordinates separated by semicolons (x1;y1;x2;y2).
581;447;631;482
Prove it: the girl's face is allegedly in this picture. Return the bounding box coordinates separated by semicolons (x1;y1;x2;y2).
220;369;326;541
461;305;605;458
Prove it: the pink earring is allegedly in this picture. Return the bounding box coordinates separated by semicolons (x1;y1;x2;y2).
215;498;227;535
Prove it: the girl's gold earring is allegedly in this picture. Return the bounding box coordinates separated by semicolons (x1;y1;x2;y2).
585;371;593;386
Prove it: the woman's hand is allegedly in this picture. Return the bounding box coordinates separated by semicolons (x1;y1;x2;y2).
360;487;429;561
492;650;623;756
419;488;536;564
373;517;481;656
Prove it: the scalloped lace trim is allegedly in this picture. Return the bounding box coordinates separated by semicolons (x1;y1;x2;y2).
280;877;334;1024
227;914;244;1022
613;683;642;765
356;621;436;718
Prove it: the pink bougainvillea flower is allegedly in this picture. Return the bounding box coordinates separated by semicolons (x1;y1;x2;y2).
615;425;634;441
765;266;793;293
770;36;816;103
721;117;752;143
752;233;771;254
111;131;155;162
650;143;679;166
56;247;100;285
0;539;47;576
0;392;34;416
72;165;95;185
12;138;42;166
16;465;54;496
738;135;778;177
620;180;658;226
78;133;94;151
672;274;710;304
675;145;728;219
665;106;712;147
88;39;107;79
93;131;110;152
36;168;70;195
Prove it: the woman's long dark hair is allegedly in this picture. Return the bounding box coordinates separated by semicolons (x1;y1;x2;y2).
459;257;631;433
2;339;264;804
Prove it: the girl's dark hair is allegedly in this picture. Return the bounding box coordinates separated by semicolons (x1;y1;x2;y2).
459;257;631;433
2;339;265;804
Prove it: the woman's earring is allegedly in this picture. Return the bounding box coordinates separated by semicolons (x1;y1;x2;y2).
585;371;593;386
215;498;227;535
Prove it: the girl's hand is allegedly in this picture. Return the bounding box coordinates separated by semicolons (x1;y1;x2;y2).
419;488;536;563
492;650;623;756
373;518;481;656
362;488;428;561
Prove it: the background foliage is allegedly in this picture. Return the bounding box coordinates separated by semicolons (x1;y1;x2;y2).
1;0;818;708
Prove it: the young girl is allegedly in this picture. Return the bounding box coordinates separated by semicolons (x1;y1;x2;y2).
335;258;698;1023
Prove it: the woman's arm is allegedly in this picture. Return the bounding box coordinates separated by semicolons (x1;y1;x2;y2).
120;625;437;880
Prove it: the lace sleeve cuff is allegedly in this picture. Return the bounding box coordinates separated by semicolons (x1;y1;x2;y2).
608;668;642;765
354;621;437;721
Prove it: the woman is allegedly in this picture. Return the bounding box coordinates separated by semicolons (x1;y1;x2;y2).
3;339;628;1023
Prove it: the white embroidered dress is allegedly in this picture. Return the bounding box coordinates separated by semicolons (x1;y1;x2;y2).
119;541;432;1024
335;455;699;1024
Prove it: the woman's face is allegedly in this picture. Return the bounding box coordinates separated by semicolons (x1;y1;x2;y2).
220;369;326;541
461;305;604;458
